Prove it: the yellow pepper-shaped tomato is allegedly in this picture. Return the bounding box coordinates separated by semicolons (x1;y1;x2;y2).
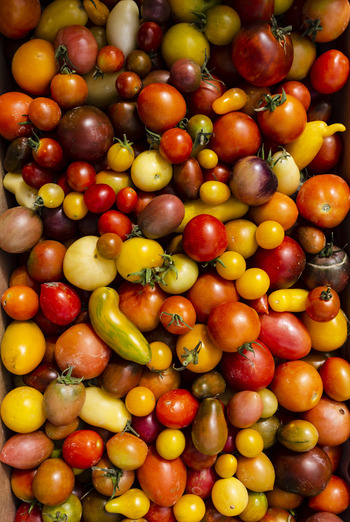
268;289;309;313
212;88;248;115
79;386;131;432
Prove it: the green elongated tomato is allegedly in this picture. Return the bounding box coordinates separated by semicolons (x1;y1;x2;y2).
89;286;151;365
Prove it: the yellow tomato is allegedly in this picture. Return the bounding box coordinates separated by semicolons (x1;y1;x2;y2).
125;386;156;417
96;170;133;194
204;5;241;45
131;150;173;192
107;138;135;172
176;323;223;373
225;219;258;259
115;237;165;283
156;428;186;460
12;39;57;96
158;253;199;294
161;23;210;68
268;288;309;313
235;268;270;300
1;386;46;433
258;389;279;418
235;428;264;458
274;0;294;15
215;250;246;280
211;477;249;516
1;320;45;375
105;488;150;519
301;309;348;352
199;180;231;205
270;150;300;196
236;452;275;492
34;0;88;42
38;183;65;209
255;220;285;249
63;192;88;220
147;341;173;372
173;494;206;522
79;386;131;432
196;149;218;170
215;454;238;478
239;491;268;522
212;88;247;115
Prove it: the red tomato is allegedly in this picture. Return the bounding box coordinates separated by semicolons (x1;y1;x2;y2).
220;340;275;391
30;137;63;170
275;80;311;111
39;282;81;326
259;311;312;360
27;240;67;283
159;128;193;164
97;209;133;241
209;111;261;164
137;21;163;53
0;92;33;141
54;25;98;75
96;45;125;74
308;474;350;514
10;468;36;502
115;71;142;99
207;301;261;353
27;97;62;132
83;183;116;213
307;134;343;175
305;286;341;322
301;0;350;43
1;285;39;321
0;0;41;40
116;187;138;214
310;49;350;94
319;356;350;402
50;72;89;110
14;502;43;522
182;214;228;263
155;389;199;429
136;83;187;133
296;174;350;229
22;162;53;189
66;161;97;192
62;430;104;469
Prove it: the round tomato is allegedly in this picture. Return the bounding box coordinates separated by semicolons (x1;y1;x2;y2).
39;282;81;326
159;295;196;335
182;214;228;263
211;477;248;517
301;0;350;43
175;323;223;373
156;428;186;461
155;389;199;429
125;386;156;417
161;22;210;68
159;128;193;164
301;309;348;352
98;209;133;241
83;183;116;213
308;474;350;514
319;356;350;402
0;92;34;141
131;150;173;192
305;286;341;322
62;429;104;469
173;494;206;522
119;281;167;332
296;174;350;228
0;386;46;433
1;285;39;321
50;72;88;110
115;237;164;283
32;457;75;506
27;97;62;132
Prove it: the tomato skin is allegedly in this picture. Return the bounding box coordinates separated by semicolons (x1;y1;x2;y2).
310;49;350;94
305;286;340;322
182;214;228;263
32;457;75;506
50;72;89;110
137;83;187;133
308;474;350;514
159;128;193;164
62;429;104;469
39;282;81;326
220;340;275;392
137;445;187;507
296;174;350;229
1;285;39;321
0;92;34;141
14;503;43;522
209;112;261;164
156;389;199;429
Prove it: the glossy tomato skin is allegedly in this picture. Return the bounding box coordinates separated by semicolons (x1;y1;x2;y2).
182;214;228;262
232;21;293;87
137;444;187;507
220;340;275;391
156;389;199;429
14;502;43;522
0;92;34;142
252;236;306;289
259;311;312;360
310;49;350;94
62;429;104;469
39;282;81;326
210;111;261;164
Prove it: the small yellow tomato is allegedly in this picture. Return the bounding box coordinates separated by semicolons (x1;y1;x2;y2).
95;169;133;194
255;220;285;249
37;182;65;208
215;453;238;478
107;137;135;172
173;494;206;522
156;428;186;460
125;386;156;417
131;150;173;192
216;250;246;280
146;341;173;372
63;191;88;220
199;180;231;205
1;320;46;375
235;268;270;300
197;149;218;170
204;5;241;45
212;88;247;115
105;488;150;519
301;309;348;352
274;0;294;15
225;219;258;259
211;477;249;516
1;386;46;433
268;288;309;313
235;428;264;458
239;491;268;522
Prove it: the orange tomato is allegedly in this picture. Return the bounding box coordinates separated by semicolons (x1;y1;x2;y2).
248;192;299;231
1;285;39;321
12;39;58;96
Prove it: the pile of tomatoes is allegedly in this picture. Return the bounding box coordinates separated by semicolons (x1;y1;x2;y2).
1;0;350;521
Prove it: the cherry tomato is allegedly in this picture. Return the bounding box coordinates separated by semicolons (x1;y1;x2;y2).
156;389;199;429
175;323;223;373
66;161;97;192
83;183;116;213
1;285;39;321
39;281;81;326
137;21;163;53
125;386;156;417
156;428;186;460
159;295;196;335
319;356;350;402
50;72;89;110
29;136;63;170
28;97;61;132
115;71;143;99
305;286;341;322
106;432;148;471
159;128;193;164
62;429;104;469
96;45;125;74
97;209;133;241
116;186;138;214
310;49;350;94
182;214;228;263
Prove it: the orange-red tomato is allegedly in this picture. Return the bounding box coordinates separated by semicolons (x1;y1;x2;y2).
1;285;39;321
0;0;41;39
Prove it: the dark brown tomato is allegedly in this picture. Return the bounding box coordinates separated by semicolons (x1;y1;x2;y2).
230;0;274;25
108;101;145;141
22;362;59;393
207;44;240;88
172;157;204;201
191;398;228;456
181;431;217;470
137;194;185;239
126;49;152;78
101;355;143;398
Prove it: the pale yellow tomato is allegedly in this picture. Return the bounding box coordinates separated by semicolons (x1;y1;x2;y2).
131;150;173;192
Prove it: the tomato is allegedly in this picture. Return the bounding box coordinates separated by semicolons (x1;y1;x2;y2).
62;429;104;469
119;281;167;332
0;92;34;141
50;71;89;110
137;83;187;133
38;183;65;209
270;360;323;412
308;474;350;514
14;503;43;522
159;295;196;335
286;32;317;82
235;428;264;459
197;150;219;171
137;21;163;53
1;285;39;321
215;454;238;479
107;136;135;171
211;477;248;516
27;240;67;283
125;386;156;417
207;301;261;353
220;340;275;392
275;80;311;111
235;268;270;301
175;323;223;373
156;428;186;460
256;92;307;144
302;396;350;447
301;309;348;352
204;5;241;45
66;161;96;192
209;112;261;164
173;494;206;522
83;183;116;213
310;50;350;94
106;431;148;471
301;0;350;43
54;24;98;75
115;237;164;283
156;389;199;429
182;214;228;263
232;19;293;87
249;192;299;231
0;386;46;433
98;209;133;241
230;0;274;25
63;191;88;220
307;134;343;175
319;356;350;402
10;468;36;502
225;219;258;259
92;454;135;498
28;97;62;132
97;45;125;74
305;286;340;322
215;251;246;281
0;0;41;39
131;150;173;192
159;128;193;164
39;282;81;326
161;22;210;68
116;186;138;214
255;221;285;250
32;457;75;506
42;493;82;522
12;39;57;96
29;136;63;170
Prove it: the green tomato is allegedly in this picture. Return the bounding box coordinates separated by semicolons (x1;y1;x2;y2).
204;5;241;46
159;253;199;294
168;0;221;22
42;493;83;522
161;23;211;68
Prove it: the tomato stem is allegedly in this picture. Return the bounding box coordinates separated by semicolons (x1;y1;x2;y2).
160;311;193;330
300;18;323;43
173;340;202;371
57;365;84;385
91;465;124;499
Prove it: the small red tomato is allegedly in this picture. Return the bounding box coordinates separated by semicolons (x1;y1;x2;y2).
96;45;124;74
1;285;39;321
159;128;193;164
116;186;138;214
62;429;104;469
156;389;199;429
29;136;63;169
305;286;341;322
39;282;81;326
98;209;133;240
83;183;116;213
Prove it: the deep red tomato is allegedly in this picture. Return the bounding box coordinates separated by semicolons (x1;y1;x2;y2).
203;162;231;184
230;0;274;25
232;19;293;87
39;282;81;326
182;214;228;263
209;111;261;164
116;186;138;214
310;49;350;94
14;502;42;522
259;311;312;360
252;236;306;289
22;161;53;189
275;80;311;111
145;502;176;522
137;21;163;53
186;466;218;499
29;137;64;170
83;183;116;213
220;340;275;391
305;286;341;322
137;444;187;507
307;134;343;175
207;300;261;353
62;429;104;469
159;128;193;164
155;389;199;429
115;71;143;99
296;174;350;229
136;83;187;133
66;161;96;192
97;209;133;241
